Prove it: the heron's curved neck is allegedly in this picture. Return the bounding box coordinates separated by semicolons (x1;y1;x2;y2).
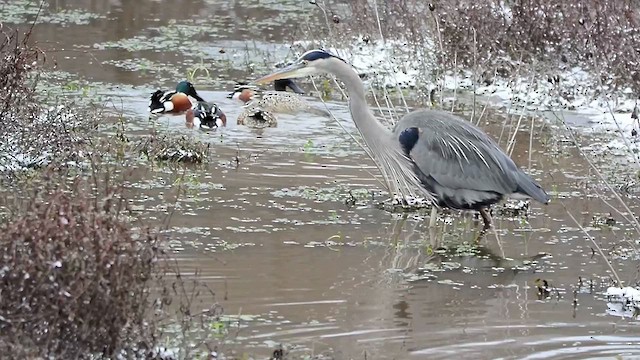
330;62;389;139
325;59;429;201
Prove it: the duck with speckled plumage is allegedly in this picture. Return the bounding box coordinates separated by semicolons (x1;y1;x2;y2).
236;106;278;128
229;79;330;128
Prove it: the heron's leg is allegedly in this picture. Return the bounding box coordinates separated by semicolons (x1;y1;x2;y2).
479;207;493;230
478;207;506;258
428;206;438;228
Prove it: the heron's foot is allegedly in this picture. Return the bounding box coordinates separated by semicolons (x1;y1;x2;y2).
474;228;488;243
479;207;493;231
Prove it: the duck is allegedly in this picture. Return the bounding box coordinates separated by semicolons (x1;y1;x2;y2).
236;106;278;129
148;80;205;114
228;79;330;117
186;101;227;131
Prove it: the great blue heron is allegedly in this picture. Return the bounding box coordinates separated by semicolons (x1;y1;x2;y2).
254;49;550;229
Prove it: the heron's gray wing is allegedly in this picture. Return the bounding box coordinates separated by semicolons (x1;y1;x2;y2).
395;110;521;196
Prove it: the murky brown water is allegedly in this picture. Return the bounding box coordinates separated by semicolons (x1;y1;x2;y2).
9;0;640;358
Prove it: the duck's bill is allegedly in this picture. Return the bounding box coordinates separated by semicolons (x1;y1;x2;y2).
285;80;306;95
254;62;313;85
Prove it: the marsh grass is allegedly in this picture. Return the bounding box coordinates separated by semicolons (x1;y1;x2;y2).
133;133;211;164
0;24;100;179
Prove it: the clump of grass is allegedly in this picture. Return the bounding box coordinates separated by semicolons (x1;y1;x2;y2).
0;171;161;358
134;134;211;164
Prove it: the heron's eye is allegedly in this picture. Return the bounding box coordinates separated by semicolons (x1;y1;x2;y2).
302;60;309;65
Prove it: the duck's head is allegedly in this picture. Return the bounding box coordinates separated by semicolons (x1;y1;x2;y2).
176;80;204;102
273;79;306;94
227;82;260;103
187;103;227;131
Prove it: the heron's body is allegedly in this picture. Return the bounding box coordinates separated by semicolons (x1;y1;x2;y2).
393;110;549;211
254;49;550;229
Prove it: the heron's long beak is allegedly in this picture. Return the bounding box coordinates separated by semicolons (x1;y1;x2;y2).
254;62;308;85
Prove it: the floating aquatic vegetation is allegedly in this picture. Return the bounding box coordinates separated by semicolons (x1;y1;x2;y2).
95;23;208;53
591;212;617;228
0;1;104;26
271;185;372;204
103;58;185;80
133;134;211;164
376;194;433;213
493;200;530;218
93;21;297;77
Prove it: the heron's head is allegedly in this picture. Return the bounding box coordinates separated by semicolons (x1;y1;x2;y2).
254;49;346;85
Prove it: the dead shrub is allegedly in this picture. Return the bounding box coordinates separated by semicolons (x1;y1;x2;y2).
434;0;640;91
321;0;640;94
0;172;161;359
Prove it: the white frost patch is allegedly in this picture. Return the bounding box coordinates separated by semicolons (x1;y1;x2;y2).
604;286;640;318
293;36;436;89
0;149;50;173
449;69;639;162
0;104;82;173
